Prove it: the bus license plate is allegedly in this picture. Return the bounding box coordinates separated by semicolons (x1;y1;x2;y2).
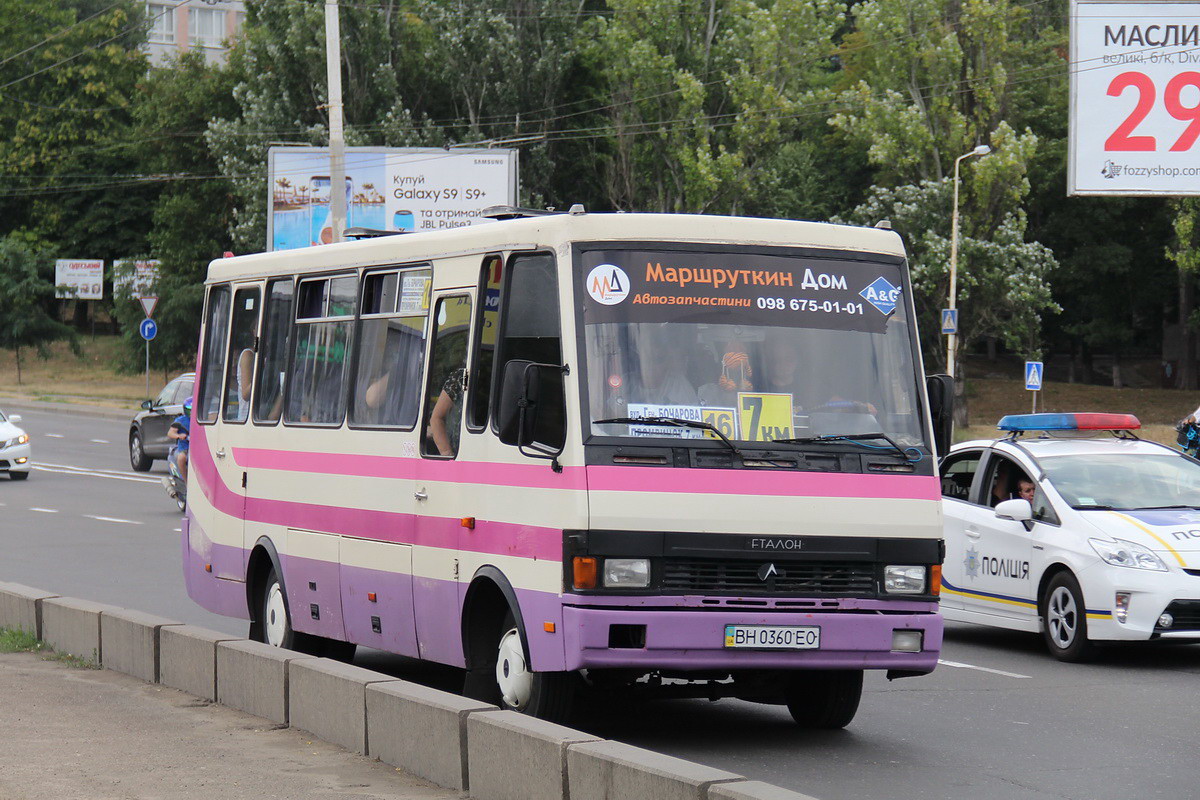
724;625;820;650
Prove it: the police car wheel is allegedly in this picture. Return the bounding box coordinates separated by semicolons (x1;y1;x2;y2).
785;669;863;729
1040;572;1094;662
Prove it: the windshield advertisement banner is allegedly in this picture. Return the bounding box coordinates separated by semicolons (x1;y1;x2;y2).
580;249;903;334
267;147;518;251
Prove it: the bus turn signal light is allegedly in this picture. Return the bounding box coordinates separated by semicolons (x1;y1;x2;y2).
573;557;598;590
930;565;942;596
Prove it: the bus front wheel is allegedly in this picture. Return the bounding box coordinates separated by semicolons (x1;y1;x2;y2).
784;670;863;729
468;610;575;723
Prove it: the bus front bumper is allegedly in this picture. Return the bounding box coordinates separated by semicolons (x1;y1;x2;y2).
560;604;942;674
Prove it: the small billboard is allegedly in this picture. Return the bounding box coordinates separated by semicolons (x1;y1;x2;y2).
267;147;519;251
113;259;161;300
1070;0;1200;195
54;259;104;300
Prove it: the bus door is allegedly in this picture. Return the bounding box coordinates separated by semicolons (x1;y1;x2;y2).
413;291;475;666
219;283;263;576
192;284;240;580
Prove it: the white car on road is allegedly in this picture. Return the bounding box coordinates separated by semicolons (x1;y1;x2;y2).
0;408;31;480
940;413;1200;661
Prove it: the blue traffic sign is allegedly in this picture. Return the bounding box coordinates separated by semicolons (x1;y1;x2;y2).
940;308;958;335
1025;361;1044;391
139;318;158;341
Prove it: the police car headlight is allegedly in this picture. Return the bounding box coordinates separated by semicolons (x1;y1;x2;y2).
884;565;926;594
1089;538;1168;571
603;558;651;588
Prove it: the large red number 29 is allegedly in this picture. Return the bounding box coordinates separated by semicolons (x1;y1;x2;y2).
1105;70;1200;152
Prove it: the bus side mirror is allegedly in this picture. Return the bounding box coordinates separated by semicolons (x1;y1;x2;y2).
497;359;568;463
926;374;954;458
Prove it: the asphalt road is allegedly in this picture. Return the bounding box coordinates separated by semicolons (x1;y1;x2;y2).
2;401;1198;800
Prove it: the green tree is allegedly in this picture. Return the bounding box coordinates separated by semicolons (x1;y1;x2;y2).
828;0;1061;419
0;1;150;259
583;0;844;213
0;236;77;383
108;50;240;375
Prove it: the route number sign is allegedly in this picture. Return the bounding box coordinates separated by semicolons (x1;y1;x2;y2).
1070;1;1200;195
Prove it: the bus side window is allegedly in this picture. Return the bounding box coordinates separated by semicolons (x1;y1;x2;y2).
466;254;502;431
254;278;293;424
350;267;431;428
195;285;231;424
422;295;472;458
492;252;565;449
222;286;261;423
286;275;356;425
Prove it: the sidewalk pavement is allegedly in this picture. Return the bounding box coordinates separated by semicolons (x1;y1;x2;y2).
0;395;133;422
0;652;459;800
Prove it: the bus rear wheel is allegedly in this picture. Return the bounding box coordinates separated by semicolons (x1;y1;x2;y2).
253;567;356;661
784;670;863;729
258;568;296;650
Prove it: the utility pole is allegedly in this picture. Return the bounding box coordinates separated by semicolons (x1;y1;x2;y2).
325;1;346;243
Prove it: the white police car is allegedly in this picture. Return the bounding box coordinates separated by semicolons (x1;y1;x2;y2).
940;413;1200;661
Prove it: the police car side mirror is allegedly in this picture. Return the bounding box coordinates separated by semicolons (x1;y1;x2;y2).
995;499;1034;531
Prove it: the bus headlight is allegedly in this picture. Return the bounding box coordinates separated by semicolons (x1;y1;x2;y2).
603;558;651;589
884;565;926;594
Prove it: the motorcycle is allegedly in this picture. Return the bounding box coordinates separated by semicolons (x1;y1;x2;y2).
161;445;187;513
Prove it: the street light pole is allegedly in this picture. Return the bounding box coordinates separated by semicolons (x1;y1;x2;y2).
946;144;991;379
325;1;346;244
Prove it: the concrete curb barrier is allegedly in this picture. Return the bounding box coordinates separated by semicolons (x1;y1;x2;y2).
289;658;399;754
159;625;241;701
99;609;184;683
0;582;59;637
217;639;315;725
467;710;604;800
4;587;825;800
41;597;120;663
567;740;744;800
367;681;497;791
709;781;823;800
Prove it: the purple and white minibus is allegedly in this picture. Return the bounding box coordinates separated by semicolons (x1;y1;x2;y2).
183;209;946;727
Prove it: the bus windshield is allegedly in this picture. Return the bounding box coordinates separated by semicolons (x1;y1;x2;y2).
579;247;926;447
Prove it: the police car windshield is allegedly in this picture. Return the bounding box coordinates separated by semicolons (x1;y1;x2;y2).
578;248;926;447
1039;453;1200;510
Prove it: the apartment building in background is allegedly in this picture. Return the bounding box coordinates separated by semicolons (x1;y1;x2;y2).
146;1;246;65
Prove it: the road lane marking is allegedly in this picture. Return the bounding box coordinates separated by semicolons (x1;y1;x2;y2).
938;659;1030;679
89;439;110;444
28;508;59;513
45;433;63;438
36;461;143;477
33;463;159;485
83;515;142;525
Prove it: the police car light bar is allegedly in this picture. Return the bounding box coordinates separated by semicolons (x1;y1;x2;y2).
997;413;1141;432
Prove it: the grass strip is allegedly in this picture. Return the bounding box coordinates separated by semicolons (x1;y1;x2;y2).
0;627;100;669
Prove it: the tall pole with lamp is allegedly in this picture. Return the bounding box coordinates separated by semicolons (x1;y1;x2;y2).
946;144;991;379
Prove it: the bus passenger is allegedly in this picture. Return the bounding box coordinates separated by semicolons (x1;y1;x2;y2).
429;367;465;456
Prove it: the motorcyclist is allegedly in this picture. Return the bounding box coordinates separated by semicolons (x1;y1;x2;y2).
167;397;192;485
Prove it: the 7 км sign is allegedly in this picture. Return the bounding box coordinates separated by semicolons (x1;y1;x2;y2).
1070;0;1200;195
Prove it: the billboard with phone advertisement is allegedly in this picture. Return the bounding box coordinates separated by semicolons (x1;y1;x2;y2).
267;147;518;251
